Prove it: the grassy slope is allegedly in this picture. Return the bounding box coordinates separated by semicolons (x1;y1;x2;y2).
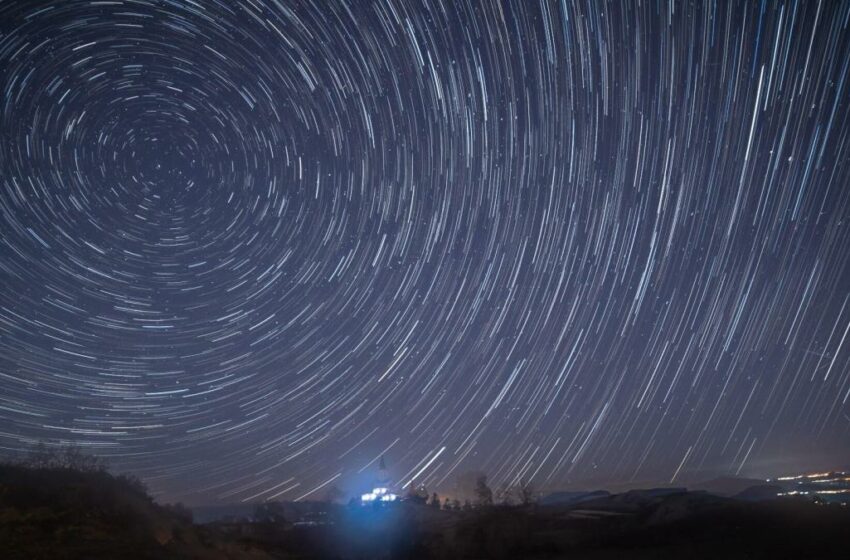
0;463;272;560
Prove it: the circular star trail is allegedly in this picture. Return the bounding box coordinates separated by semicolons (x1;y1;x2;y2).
1;1;849;504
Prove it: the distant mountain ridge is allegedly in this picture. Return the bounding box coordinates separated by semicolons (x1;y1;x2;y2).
688;476;775;496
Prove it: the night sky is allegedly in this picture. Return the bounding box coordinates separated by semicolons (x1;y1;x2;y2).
1;0;849;506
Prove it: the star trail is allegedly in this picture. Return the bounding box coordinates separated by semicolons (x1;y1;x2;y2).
1;0;849;505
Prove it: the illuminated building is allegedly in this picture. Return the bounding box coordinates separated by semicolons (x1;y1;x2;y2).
360;455;398;505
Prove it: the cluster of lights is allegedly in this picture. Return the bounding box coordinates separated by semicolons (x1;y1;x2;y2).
768;472;832;481
777;489;850;496
361;487;397;504
770;471;850;505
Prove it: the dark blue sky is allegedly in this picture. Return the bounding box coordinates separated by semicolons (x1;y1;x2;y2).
1;0;848;505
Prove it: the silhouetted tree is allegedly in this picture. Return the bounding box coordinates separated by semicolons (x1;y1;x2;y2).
454;470;486;503
406;483;428;504
475;475;493;506
452;498;461;510
463;499;473;511
254;501;286;524
517;479;535;505
23;443;106;472
116;472;148;496
429;492;441;508
497;481;514;505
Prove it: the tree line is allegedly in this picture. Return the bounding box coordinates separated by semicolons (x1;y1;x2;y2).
403;473;536;509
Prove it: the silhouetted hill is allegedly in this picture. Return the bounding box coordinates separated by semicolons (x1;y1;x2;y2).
0;463;271;559
4;463;849;559
191;490;850;559
733;484;785;502
690;475;780;496
538;490;610;506
439;492;849;559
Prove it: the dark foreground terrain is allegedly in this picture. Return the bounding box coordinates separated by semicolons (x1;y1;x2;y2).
2;463;848;559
